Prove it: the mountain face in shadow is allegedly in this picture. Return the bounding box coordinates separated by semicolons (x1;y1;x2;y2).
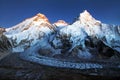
0;28;12;60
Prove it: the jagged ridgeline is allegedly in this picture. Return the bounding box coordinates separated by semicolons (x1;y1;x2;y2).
4;11;120;60
0;28;12;59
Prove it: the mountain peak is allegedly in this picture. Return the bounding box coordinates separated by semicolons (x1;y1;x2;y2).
33;13;49;23
53;20;68;26
79;10;101;25
5;13;53;34
82;10;91;17
79;10;95;22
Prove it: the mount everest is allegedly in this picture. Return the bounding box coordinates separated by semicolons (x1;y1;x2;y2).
1;10;120;61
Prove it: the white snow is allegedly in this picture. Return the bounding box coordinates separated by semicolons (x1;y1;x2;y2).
4;13;54;52
4;10;120;57
3;10;120;69
59;24;87;51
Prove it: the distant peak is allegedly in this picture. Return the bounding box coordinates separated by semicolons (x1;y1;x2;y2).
83;10;91;16
79;10;101;25
53;20;68;26
33;13;49;23
36;13;46;18
80;10;94;21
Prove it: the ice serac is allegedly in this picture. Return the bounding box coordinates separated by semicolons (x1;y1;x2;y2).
53;20;68;26
5;13;54;52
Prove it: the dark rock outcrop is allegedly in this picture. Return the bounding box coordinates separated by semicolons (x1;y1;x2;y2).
0;28;12;60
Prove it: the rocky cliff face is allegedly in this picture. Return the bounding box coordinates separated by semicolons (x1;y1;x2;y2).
0;28;12;60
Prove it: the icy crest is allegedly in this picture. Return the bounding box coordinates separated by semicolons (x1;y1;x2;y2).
79;10;101;25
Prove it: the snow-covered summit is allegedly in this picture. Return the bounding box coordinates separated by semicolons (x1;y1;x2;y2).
6;13;52;34
52;10;120;59
79;10;101;26
73;10;120;53
33;13;50;23
5;13;54;52
53;20;68;26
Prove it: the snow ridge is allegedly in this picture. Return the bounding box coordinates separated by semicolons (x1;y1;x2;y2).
4;10;120;60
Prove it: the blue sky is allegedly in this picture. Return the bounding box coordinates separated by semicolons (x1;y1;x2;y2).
0;0;120;27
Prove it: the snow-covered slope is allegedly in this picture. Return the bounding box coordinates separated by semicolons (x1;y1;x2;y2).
78;10;120;53
5;13;55;52
51;10;120;59
4;10;120;60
